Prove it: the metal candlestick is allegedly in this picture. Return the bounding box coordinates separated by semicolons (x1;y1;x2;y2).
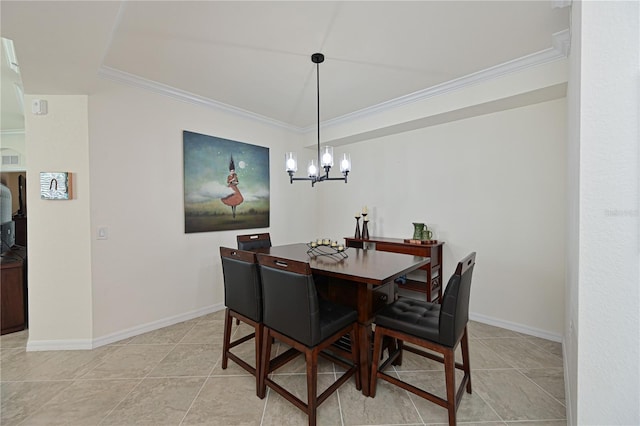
362;214;370;240
354;216;361;239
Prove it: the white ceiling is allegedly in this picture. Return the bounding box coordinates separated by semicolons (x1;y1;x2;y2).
0;1;570;132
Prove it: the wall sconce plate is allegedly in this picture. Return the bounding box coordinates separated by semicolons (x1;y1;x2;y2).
40;172;71;200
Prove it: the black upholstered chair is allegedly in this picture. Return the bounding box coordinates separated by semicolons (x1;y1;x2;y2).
370;252;476;426
219;247;263;394
256;254;361;426
236;232;272;251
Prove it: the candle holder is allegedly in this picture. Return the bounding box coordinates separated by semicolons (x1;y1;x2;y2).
362;215;370;240
354;216;361;239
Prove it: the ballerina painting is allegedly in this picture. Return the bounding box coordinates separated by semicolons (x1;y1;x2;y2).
183;130;270;233
221;155;244;218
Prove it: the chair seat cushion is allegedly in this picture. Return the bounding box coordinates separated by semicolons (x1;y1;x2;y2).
374;297;440;343
318;299;357;344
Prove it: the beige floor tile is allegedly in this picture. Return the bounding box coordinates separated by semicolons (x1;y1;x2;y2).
396;369;501;423
18;379;139;425
0;329;29;349
525;336;564;358
1;345;116;381
261;373;343;426
0;381;74;426
101;377;205;425
480;338;563;369
340;375;422;425
473;369;566;421
147;343;219;377
81;344;174;379
505;421;566;426
182;375;265;425
127;319;199;345
209;339;256;377
180;321;224;344
519;367;566;405
468;321;524;339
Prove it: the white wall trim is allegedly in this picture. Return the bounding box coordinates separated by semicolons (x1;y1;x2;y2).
1;129;25;135
97;66;297;132
470;312;564;342
321;31;570;132
98;30;570;136
563;337;574;425
26;303;224;351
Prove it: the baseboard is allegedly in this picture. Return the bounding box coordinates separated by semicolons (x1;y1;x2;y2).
27;339;94;351
469;312;563;342
562;337;573;425
26;303;225;352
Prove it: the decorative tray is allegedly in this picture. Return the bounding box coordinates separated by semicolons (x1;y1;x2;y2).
404;239;438;245
306;243;348;259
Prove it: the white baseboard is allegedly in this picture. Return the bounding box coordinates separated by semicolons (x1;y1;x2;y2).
469;311;563;342
26;303;225;352
26;339;94;351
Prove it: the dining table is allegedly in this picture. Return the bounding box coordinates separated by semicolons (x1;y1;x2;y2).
255;243;430;396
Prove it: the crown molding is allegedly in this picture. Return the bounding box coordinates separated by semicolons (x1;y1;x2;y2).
97;66;299;133
1;129;25;135
320;29;571;131
99;29;570;135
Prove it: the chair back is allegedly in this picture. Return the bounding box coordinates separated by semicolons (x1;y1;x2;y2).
256;254;320;347
438;252;476;347
237;233;272;251
220;247;262;322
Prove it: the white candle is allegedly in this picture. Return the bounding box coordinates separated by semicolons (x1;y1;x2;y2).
331;241;338;247
362;206;368;215
338;245;344;251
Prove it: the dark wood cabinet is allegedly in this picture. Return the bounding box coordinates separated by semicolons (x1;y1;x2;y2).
344;237;444;303
1;247;27;335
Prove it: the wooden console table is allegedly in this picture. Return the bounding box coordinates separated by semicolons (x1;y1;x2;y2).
344;237;444;303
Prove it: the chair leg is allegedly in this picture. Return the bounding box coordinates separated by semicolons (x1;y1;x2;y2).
306;348;319;426
222;308;233;369
461;327;472;393
369;326;385;397
443;348;457;426
350;325;362;391
258;327;272;399
255;323;263;397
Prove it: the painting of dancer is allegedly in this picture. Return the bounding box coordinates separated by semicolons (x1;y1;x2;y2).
183;130;269;233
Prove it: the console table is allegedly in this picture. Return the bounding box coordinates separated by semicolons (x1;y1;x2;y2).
344;237;444;303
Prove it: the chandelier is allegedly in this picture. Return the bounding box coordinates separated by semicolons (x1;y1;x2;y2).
285;53;351;187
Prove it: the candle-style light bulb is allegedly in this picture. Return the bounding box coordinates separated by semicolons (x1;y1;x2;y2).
321;146;334;167
285;152;297;172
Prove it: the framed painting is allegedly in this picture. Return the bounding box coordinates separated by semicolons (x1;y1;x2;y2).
183;130;270;233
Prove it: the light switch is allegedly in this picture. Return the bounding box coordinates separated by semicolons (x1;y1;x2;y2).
97;227;108;240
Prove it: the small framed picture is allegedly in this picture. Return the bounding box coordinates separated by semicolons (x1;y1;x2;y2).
40;172;71;200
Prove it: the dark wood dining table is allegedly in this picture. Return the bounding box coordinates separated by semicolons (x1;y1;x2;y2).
255;243;430;396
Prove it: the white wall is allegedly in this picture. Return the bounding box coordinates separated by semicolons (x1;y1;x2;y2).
317;99;567;338
24;95;94;348
87;80;317;341
567;1;640;424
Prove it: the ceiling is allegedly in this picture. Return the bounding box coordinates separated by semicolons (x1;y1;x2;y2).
0;1;570;132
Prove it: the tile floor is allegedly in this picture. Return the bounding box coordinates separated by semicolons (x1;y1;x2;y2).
1;310;566;425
